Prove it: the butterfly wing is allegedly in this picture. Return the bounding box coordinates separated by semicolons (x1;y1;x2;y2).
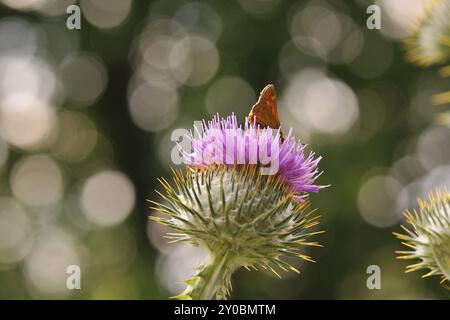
248;84;283;138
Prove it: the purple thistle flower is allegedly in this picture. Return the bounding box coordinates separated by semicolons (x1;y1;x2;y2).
152;109;327;299
180;113;326;200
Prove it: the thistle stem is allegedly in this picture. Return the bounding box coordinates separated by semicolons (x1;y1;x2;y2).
199;251;230;300
178;250;233;300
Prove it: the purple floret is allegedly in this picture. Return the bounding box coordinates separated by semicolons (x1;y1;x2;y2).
180;113;326;200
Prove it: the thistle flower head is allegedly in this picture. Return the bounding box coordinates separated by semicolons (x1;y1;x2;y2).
150;111;326;299
182;113;325;201
405;0;450;66
394;188;450;286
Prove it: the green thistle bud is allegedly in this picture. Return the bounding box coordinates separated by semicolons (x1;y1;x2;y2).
405;0;450;67
404;0;450;122
394;188;450;287
149;165;323;299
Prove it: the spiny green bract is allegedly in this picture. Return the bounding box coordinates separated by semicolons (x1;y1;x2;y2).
394;188;450;287
149;165;323;298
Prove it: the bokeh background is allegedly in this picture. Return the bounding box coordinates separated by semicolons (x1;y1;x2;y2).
0;0;449;299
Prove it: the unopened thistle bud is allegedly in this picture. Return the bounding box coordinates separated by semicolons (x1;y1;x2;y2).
394;188;450;287
149;113;327;299
405;0;450;124
405;0;450;66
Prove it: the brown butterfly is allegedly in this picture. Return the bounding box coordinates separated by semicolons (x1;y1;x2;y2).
248;84;283;139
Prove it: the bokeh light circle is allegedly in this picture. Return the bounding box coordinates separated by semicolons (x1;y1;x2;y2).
127;81;179;132
169;35;219;87
81;0;133;30
283;68;359;137
11;154;64;208
24;229;79;295
59;53;107;106
0;198;31;265
358;175;403;228
205;76;256;119
80;170;136;227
